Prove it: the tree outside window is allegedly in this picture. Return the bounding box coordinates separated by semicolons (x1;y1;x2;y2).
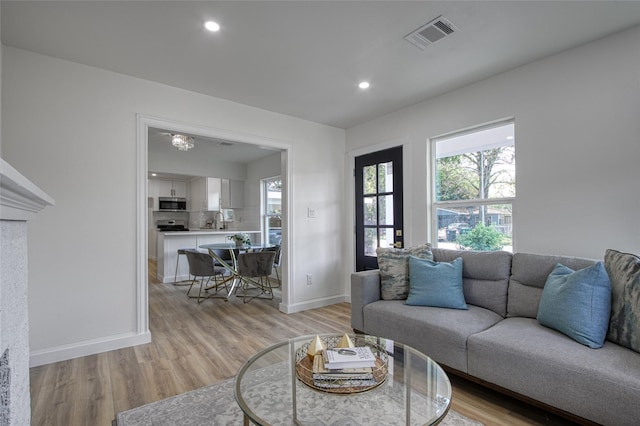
432;121;515;252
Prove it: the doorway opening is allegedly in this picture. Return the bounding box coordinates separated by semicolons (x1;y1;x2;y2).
136;115;291;336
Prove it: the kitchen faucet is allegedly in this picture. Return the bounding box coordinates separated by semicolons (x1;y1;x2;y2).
214;211;226;230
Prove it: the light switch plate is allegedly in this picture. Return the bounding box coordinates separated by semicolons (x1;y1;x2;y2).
307;207;316;218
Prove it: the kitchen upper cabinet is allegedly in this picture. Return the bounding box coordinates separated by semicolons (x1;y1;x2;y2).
191;177;221;211
150;179;189;198
191;177;244;210
221;179;244;209
171;181;188;198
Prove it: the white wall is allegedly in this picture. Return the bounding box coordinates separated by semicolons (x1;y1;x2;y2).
1;47;346;365
148;140;248;181
1;14;33;419
346;25;640;261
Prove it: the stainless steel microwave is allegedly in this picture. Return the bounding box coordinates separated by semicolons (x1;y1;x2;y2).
158;197;187;211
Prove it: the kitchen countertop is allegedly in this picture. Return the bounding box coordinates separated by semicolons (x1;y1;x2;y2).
159;229;261;235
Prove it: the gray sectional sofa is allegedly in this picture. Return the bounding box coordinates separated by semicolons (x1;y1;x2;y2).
351;248;640;425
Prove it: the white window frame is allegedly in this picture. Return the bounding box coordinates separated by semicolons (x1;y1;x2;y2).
262;176;282;246
430;119;516;251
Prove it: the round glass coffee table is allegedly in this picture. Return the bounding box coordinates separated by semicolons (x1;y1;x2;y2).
234;334;451;425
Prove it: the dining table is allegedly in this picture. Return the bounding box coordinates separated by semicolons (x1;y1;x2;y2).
198;243;275;301
199;242;274;251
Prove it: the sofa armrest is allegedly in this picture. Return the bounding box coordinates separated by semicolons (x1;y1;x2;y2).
350;270;382;332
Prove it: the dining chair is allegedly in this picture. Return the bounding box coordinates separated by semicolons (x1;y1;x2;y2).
174;248;194;286
260;245;282;287
184;250;228;303
208;247;235;268
236;251;276;303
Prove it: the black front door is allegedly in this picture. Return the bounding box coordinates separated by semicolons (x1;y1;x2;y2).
354;146;404;271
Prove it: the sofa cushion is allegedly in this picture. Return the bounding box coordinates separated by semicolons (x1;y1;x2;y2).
350;269;382;332
406;256;468;309
377;244;433;300
605;249;640;353
468;317;640;426
431;248;512;317
507;253;596;318
537;262;611;348
363;300;503;373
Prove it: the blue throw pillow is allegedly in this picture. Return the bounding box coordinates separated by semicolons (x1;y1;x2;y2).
406;256;468;309
537;262;611;349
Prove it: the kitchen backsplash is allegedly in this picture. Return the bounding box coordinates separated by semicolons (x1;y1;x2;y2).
150;209;249;231
153;211;189;223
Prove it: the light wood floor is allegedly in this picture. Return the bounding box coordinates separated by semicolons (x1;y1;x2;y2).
30;262;579;426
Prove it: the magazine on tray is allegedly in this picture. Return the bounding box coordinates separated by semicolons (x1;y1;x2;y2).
322;346;376;369
312;356;374;380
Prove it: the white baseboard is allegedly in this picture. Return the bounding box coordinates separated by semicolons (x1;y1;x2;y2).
29;331;152;367
279;295;349;314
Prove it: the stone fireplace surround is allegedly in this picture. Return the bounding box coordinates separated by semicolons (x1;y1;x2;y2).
0;158;54;425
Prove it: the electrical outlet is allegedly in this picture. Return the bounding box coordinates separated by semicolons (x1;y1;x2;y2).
306;274;312;285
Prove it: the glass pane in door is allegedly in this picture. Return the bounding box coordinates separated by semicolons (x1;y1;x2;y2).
379;228;394;249
378;195;394;225
363;165;377;195
363;196;377;226
364;228;377;256
378;161;393;192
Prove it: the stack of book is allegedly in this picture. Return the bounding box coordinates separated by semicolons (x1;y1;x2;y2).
312;346;378;389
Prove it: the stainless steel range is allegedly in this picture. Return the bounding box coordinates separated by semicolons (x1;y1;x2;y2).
156;219;189;232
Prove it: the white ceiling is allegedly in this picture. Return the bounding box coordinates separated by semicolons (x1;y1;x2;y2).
148;127;282;173
3;1;640;130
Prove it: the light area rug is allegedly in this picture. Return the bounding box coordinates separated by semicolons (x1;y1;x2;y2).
116;368;483;426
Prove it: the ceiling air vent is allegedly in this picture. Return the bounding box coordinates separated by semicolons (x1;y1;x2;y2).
404;16;456;50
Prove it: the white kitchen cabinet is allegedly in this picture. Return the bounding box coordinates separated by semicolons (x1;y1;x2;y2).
221;179;244;209
171;181;188;198
149;179;189;205
190;177;221;211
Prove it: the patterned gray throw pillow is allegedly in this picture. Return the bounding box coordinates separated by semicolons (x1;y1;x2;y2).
604;249;640;353
378;244;433;300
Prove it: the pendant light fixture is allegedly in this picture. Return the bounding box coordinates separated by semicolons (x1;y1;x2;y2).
171;134;194;151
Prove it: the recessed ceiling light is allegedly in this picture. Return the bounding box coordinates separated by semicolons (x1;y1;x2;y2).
204;21;220;32
358;81;370;89
151;173;157;177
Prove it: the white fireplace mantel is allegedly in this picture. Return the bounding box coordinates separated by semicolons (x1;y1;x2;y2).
1;158;55;220
1;157;54;425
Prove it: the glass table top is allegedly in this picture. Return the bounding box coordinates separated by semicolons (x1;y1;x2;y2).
234;334;451;425
199;242;274;250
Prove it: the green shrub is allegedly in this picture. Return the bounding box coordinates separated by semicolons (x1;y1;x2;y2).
457;224;504;251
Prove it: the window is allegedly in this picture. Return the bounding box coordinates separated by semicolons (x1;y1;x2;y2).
262;177;282;246
432;120;515;252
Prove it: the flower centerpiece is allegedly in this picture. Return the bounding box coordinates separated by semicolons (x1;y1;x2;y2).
228;233;251;247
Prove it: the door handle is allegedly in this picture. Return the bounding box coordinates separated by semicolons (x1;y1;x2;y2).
394;230;403;248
